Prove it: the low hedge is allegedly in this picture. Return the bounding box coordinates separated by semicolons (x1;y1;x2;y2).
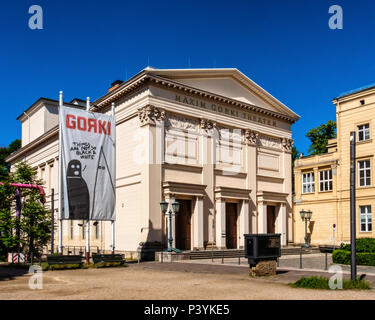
332;250;375;266
340;238;375;253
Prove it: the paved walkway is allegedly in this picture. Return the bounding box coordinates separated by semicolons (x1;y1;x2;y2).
1;262;375;300
177;253;375;276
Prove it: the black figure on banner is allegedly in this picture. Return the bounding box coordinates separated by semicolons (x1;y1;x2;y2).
66;159;90;220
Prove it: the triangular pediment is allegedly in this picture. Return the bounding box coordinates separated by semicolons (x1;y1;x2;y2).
146;68;299;120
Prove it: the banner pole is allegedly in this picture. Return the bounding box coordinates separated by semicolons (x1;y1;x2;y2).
58;91;63;255
85;97;91;264
111;102;116;254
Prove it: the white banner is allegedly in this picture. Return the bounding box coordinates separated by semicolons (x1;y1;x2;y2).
59;106;116;220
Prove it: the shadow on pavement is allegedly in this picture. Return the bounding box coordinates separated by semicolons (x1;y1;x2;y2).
0;266;29;281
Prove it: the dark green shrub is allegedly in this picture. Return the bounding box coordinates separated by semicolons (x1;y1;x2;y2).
332;249;375;266
332;250;351;264
340;238;375;253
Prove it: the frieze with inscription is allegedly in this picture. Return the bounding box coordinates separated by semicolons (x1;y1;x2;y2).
175;94;277;127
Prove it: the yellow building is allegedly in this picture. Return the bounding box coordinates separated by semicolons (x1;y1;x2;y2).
294;84;375;246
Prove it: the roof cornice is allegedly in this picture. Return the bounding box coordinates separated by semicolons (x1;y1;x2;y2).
94;73;299;124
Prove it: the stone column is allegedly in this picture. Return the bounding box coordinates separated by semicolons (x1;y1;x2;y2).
215;199;226;249
244;129;258;234
257;202;267;234
193;196;204;250
277;203;287;246
239;200;249;248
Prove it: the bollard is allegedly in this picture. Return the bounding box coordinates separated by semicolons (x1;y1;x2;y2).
299;247;303;269
222;255;224;264
277;257;279;267
238;251;241;265
325;252;328;270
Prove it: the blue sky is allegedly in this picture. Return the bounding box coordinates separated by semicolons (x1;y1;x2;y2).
1;0;375;154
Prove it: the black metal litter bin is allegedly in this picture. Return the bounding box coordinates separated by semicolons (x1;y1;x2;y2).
244;234;281;266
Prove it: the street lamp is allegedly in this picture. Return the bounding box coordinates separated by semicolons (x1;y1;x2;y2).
300;209;312;248
160;200;180;252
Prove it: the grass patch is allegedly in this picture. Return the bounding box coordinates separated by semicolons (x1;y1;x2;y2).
41;262;83;271
91;261;128;268
41;261;128;270
289;276;371;290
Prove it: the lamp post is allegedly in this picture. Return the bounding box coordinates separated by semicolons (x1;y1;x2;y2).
160;200;180;252
300;209;312;248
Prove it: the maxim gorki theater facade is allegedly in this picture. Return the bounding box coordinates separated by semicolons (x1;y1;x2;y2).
7;67;299;256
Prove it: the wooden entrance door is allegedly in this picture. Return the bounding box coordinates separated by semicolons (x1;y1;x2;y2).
225;203;238;249
175;199;191;251
267;205;276;234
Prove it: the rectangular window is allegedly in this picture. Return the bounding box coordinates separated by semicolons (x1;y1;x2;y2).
302;172;315;194
319;169;333;192
360;206;372;232
82;221;86;239
48;164;53;194
358;160;371;187
95;222;99;239
69;220;74;240
358;124;370;141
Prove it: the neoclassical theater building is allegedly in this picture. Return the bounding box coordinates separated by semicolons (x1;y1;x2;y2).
7;68;299;255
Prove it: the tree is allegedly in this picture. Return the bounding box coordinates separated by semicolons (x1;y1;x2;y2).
292;146;300;164
0;139;21;181
12;161;50;260
291;146;300;194
0;162;50;261
0;180;17;260
306;120;336;155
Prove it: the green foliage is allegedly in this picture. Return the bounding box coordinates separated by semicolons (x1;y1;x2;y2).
0;180;18;259
339;238;375;253
290;276;330;289
306;120;336;155
93;261;127;268
0;161;50;261
13;162;50;259
332;250;351;264
42;263;82;271
0;139;21;180
290;276;370;290
292;146;300;164
333;249;375;266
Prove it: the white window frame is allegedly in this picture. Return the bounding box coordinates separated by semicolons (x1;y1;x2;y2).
358;124;370;142
360;205;372;232
358;160;371;187
319;169;333;192
302;172;315;194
